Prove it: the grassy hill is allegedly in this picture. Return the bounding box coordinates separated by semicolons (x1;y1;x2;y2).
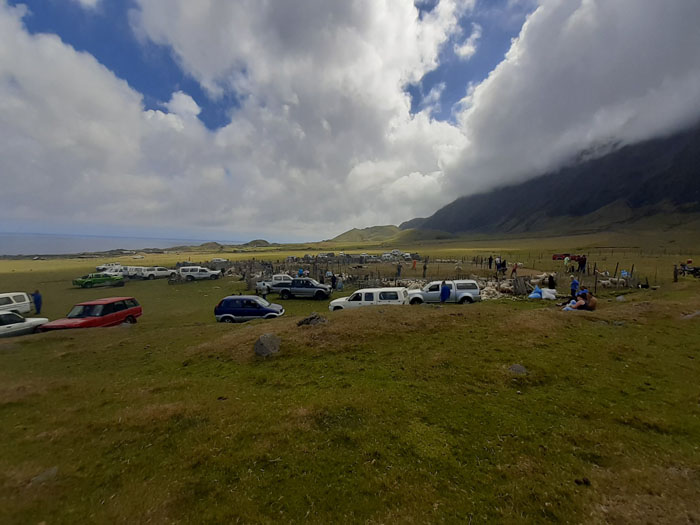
331;225;402;242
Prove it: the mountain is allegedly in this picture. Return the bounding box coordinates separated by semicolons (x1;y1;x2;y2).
403;122;700;234
331;225;401;242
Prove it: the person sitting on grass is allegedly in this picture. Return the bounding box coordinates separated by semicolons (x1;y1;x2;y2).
562;290;597;311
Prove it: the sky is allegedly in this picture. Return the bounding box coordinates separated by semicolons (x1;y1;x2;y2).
1;0;699;243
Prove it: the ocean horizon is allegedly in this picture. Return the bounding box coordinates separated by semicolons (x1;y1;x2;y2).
0;232;245;256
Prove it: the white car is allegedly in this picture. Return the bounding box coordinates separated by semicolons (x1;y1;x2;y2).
0;292;32;314
96;262;121;272
256;274;294;294
141;267;177;280
0;312;49;337
329;287;409;311
179;266;221;281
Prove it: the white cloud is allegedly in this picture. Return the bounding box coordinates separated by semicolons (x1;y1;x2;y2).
447;0;700;197
71;0;101;9
1;0;699;241
164;91;201;118
454;22;482;60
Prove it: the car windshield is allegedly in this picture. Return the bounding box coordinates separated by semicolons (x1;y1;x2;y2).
308;279;320;286
257;298;271;307
67;304;104;318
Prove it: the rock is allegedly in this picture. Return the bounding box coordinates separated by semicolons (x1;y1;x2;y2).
30;466;58;485
616;295;626;302
297;312;328;326
509;364;528;375
254;334;281;357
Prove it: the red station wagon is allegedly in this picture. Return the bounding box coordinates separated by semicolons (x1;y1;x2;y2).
41;297;142;331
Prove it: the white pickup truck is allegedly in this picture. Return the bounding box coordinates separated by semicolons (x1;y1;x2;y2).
141;266;177;280
408;280;481;304
256;274;293;294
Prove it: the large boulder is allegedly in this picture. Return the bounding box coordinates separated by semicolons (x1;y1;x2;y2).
254;334;281;357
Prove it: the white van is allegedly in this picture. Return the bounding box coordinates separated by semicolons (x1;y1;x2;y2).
0;292;32;314
329;287;409;311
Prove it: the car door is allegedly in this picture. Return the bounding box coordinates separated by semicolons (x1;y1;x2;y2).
0;313;28;337
424;283;441;302
363;292;375;305
345;292;364;309
241;299;261;320
112;300;128;323
98;302;119;326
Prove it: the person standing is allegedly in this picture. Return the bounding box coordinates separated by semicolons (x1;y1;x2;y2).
412;259;417;271
488;255;493;269
331;274;337;290
570;275;579;301
440;281;450;304
32;290;42;315
397;263;402;278
510;263;518;278
422;263;427;279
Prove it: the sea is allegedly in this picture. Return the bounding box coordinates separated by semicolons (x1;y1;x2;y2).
0;232;244;256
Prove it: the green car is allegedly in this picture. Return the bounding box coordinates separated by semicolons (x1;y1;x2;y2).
72;273;125;289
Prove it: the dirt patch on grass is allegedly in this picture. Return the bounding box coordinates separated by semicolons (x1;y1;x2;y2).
590;465;700;524
0;380;49;405
117;402;191;426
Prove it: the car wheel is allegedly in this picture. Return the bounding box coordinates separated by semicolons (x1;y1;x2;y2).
222;316;235;323
124;316;136;324
333;306;343;311
409;298;422;305
115;281;125;287
459;297;473;304
186;275;195;282
281;290;290;300
314;291;326;300
85;282;93;288
210;275;218;280
148;274;155;280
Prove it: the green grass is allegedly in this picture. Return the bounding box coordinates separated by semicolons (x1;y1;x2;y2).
1;236;700;523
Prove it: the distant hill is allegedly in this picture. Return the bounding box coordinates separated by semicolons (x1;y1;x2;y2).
332;225;401;242
243;239;271;247
403;121;700;234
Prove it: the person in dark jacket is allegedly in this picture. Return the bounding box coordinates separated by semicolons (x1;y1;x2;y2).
32;290;42;314
440;281;450;303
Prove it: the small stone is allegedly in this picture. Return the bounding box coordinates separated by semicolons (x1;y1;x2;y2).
509;364;528;375
616;295;626;302
297;312;328;326
254;333;281;357
30;466;58;485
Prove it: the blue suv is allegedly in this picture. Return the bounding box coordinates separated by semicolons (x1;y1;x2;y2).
214;295;284;323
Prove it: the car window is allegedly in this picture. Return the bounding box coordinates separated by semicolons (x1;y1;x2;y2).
113;301;127;312
12;294;26;303
101;303;115;316
379;291;399;301
125;299;138;308
457;283;478;290
427;284;439;292
223;299;239;308
0;297;11;306
257;298;271;307
348;293;362;302
364;293;374;301
243;300;259;308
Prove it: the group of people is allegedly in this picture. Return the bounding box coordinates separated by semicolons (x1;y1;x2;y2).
562;275;597;311
487;255;518;278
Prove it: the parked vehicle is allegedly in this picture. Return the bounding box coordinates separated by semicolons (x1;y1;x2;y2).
40;297;142;331
211;258;229;263
96;262;122;271
214;295;284;323
141;267;177;280
178;266;221;281
329;287;409;311
256;274;294;294
72;273;125;288
408;280;481;304
276;278;332;300
0;312;49;337
0;292;32;314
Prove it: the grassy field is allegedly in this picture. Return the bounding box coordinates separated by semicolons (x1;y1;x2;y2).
1;234;700;523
